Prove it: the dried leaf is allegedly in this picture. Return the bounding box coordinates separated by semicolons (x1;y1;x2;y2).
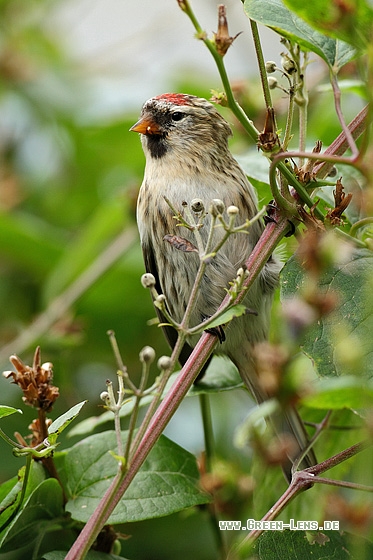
163;234;198;253
213;5;242;56
326;178;352;226
257;108;280;152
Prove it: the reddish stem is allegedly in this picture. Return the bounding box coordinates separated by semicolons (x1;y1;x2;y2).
314;104;369;178
66;214;290;560
66;103;370;560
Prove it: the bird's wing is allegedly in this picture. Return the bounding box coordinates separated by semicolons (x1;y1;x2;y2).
141;239;208;373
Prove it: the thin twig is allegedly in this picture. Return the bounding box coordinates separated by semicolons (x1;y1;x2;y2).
237;439;372;548
350;217;373;237
330;72;359;158
65;211;289;560
291;410;331;476
313;104;369;178
250;19;273;111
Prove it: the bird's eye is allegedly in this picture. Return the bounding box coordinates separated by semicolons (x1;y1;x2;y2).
171;111;185;122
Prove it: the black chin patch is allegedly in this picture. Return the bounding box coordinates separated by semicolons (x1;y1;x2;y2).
146;134;168;159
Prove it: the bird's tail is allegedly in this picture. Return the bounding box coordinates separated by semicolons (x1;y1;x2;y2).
271;404;317;482
230;349;317;483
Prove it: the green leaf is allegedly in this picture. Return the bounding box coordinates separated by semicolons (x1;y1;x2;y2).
235;151;271;186
281;248;373;377
301;376;373;409
0;477;20;533
47;400;87;444
203;304;248;330
283;0;373;50
188;355;243;394
0;462;47;539
68;356;243;437
317;79;367;99
244;0;356;71
253;529;373;559
0;406;22;419
57;431;210;524
0;478;64;552
235;150;272;204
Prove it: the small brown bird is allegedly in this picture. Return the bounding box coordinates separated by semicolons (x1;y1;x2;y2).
131;93;316;479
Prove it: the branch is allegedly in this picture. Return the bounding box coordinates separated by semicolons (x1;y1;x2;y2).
314;104;369;178
237;440;372;549
66;213;290;560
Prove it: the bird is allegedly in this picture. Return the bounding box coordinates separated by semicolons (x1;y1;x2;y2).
131;92;316;480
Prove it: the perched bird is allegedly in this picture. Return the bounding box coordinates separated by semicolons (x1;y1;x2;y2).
131;93;316;479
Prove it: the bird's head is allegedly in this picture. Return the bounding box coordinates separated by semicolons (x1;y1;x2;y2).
130;93;232;160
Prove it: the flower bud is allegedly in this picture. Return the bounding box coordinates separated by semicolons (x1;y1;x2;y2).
265;61;277;74
139;346;156;364
141;273;156;289
209;199;225;216
157;356;172;371
227;205;239;216
154;294;166;310
267;77;278;90
191;198;204;213
281;56;296;74
100;391;110;402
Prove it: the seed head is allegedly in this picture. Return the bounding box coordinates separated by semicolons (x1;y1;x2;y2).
210;199;225;216
227;205;239;216
265;61;277;74
157;356;172;371
191;198;205;213
139;346;156;364
141;273;156;289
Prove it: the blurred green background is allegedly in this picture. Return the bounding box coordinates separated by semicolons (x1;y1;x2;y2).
0;0;361;488
0;1;366;558
0;0;271;481
0;0;173;480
